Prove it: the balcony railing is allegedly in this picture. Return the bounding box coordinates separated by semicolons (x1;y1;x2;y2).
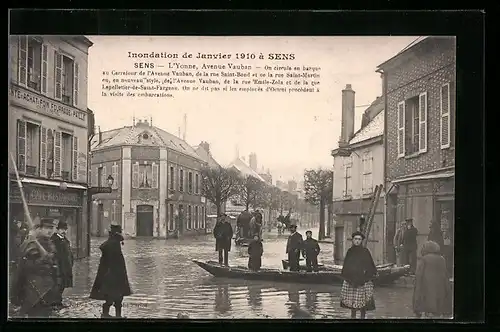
62;171;71;181
26;165;38;176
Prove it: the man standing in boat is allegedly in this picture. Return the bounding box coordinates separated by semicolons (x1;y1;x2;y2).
286;224;303;272
302;230;321;272
402;218;418;274
214;214;233;266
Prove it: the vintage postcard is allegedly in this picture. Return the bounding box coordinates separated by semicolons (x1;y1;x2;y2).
8;35;455;319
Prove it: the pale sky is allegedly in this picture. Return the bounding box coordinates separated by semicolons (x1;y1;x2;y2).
87;36;418;182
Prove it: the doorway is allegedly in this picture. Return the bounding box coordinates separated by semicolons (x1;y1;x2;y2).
136;205;154;237
178;204;184;234
334;226;344;264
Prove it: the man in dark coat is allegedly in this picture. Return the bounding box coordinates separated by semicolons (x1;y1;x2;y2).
247;235;264;271
286;224;303;272
302;230;321;272
51;220;74;308
11;218;60;317
89;224;132;318
402;218;419;274
213;214;233;266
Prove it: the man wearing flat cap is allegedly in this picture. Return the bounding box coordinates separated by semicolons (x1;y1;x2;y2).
402;218;418;274
90;223;132;318
286;224;304;272
51;220;74;308
11;218;59;317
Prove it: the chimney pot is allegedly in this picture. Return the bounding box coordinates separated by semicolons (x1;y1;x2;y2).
339;84;355;145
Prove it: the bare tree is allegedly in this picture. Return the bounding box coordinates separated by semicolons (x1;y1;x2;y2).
236;175;266;210
304;168;333;240
201;166;241;216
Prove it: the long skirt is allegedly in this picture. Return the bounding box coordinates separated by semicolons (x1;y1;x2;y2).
340;280;376;311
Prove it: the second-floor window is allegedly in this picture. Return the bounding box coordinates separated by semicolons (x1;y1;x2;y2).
98;166;105;188
132;162;158;189
61;132;72;181
342;156;352;197
25;121;40;176
440;82;453;149
397;91;428;158
188;172;193;193
54;51;79;107
179;169;184;192
17;36;48;94
362;151;373;194
169;166;174;190
195;173;199;194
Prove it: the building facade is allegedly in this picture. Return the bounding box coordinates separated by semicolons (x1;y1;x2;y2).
378;36;456;264
331;84;385;264
9;35;93;258
90;119;207;238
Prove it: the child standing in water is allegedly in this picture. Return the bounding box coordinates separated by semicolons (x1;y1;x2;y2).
248;235;263;271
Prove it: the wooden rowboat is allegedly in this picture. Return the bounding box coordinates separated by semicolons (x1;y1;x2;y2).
192;260;409;286
281;259;409;285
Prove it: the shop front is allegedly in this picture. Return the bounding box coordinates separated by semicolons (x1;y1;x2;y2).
389;171;455;275
10;179;87;258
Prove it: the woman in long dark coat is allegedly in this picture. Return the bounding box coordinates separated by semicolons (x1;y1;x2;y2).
89;224;132;318
413;241;452;318
340;231;378;319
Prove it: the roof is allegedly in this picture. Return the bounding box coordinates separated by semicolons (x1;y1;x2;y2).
228;158;266;182
348;109;384;145
377;37;429;70
193;145;220;168
91;124;202;161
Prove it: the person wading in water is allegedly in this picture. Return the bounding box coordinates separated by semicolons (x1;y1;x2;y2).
340;231;378;319
89;224;132;318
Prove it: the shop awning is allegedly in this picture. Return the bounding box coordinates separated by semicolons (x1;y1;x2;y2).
392;170;454;185
18;177;88;190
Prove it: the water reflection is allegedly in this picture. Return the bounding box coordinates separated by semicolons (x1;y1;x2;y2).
246;284;262;310
305;289;318;315
214;284;231;315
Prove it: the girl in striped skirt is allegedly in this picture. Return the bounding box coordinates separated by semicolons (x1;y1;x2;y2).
340;231;378;319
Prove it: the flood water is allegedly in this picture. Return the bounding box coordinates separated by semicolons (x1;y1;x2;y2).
16;227;416;319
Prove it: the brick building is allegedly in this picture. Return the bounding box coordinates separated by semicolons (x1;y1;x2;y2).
377;36;456;263
9;35;93;258
90;119;207;238
331;84;385;264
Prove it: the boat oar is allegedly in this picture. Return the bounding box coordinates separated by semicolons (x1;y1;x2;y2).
9;153;48;258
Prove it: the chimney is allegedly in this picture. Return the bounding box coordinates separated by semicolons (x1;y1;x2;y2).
339;84;355;147
200;141;210;153
144;119;149;126
137;119;143;125
98;126;102;144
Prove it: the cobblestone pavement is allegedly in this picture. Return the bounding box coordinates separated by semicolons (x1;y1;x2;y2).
9;227;420;319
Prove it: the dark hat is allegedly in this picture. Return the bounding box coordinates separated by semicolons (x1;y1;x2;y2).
405;218;414;223
57;220;68;230
305;230;312;235
40;218;57;228
289;224;297;229
351;231;365;240
110;224;122;233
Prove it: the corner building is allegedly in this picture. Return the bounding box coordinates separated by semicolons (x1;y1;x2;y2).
377;36;456;265
90;119;207;238
8;35;93;258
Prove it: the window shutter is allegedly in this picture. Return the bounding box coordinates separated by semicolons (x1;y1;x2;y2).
132;162;139;188
418;91;428;153
152;163;159;188
112;163;118;189
440;83;451;149
18;36;28;86
17;120;27;173
397;101;406;158
101;166;107;187
54;51;63;100
41;44;48;94
72;136;78;182
73;62;79;106
54;131;62;178
40;126;47;177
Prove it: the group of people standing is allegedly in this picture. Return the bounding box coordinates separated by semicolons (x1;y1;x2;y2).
11;218;74;317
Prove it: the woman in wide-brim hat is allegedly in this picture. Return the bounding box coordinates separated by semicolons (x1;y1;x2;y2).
340;231;378;319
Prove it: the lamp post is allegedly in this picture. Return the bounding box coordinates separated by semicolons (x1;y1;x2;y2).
86;174;114;257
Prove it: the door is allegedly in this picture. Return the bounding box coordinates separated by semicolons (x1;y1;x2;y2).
97;204;104;237
334;226;344;264
178;205;184;234
136;205;154;237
